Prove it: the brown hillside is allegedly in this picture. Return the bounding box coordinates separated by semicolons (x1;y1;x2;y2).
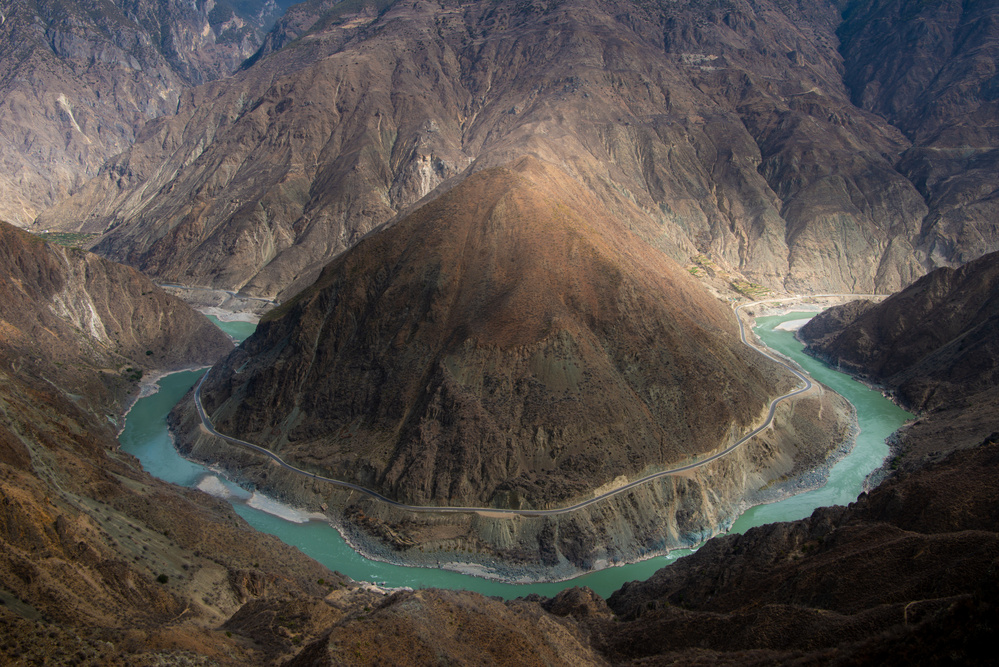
41;0;972;299
0;221;232;417
194;158;789;509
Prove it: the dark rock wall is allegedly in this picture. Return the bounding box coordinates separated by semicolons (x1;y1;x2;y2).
800;251;999;411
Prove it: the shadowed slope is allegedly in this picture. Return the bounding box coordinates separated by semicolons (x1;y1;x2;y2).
800;251;999;411
800;250;999;477
196;158;787;508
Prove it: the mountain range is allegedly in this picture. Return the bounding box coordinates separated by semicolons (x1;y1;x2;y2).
0;0;298;227
173;156;852;571
1;0;998;663
16;0;996;301
2;217;995;666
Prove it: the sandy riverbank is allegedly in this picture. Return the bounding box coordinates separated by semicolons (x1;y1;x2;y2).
197;305;260;324
774;317;813;332
117;367;210;435
158;283;274;321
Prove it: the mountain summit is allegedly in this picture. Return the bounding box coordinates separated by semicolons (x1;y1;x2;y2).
176;157;851;569
197;158;781;506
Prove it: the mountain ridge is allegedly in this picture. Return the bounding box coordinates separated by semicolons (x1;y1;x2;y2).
0;0;296;227
36;0;998;298
170;157;854;572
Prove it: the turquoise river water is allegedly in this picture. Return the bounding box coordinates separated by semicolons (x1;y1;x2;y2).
117;312;911;599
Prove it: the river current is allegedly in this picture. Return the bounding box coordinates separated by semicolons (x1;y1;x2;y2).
117;312;910;599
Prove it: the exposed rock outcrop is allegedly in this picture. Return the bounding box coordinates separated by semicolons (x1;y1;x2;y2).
800;251;999;411
0;0;289;226
172;158;853;572
284;588;605;667
40;0;994;298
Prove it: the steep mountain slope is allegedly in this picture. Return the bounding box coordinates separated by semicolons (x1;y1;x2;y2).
0;0;292;227
800;250;999;475
0;220;603;663
592;432;999;665
0;220;232;416
0;223;338;664
40;0;970;298
838;0;999;267
192;158;782;505
800;251;999;410
173;158;852;570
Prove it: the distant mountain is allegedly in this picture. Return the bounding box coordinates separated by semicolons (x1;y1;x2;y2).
36;0;998;299
838;0;999;267
0;0;295;227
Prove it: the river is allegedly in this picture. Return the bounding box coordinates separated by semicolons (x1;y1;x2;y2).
116;312;911;599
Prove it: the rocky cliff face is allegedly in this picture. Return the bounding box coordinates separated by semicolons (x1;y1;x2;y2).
0;0;289;227
838;0;999;268
0;222;356;664
172;158;853;571
0;220;233;415
38;0;998;298
800;250;999;476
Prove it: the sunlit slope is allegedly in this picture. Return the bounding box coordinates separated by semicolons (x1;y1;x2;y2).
198;158;789;508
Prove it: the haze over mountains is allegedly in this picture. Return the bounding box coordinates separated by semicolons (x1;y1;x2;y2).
18;0;998;300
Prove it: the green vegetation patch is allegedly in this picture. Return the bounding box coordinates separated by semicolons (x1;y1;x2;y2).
730;281;771;299
37;232;99;249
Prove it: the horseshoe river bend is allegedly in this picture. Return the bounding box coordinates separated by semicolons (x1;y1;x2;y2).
117;311;911;599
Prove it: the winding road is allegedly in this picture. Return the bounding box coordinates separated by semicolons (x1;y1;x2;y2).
193;294;875;517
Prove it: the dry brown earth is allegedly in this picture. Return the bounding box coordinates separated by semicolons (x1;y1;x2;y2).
38;0;999;298
172;158;853;571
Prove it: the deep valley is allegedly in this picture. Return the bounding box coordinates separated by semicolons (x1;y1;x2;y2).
1;0;998;663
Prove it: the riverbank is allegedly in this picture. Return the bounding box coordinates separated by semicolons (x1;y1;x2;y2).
169;303;856;584
115;306;908;598
198;306;259;324
115;366;212;435
158;283;275;322
739;293;887;318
